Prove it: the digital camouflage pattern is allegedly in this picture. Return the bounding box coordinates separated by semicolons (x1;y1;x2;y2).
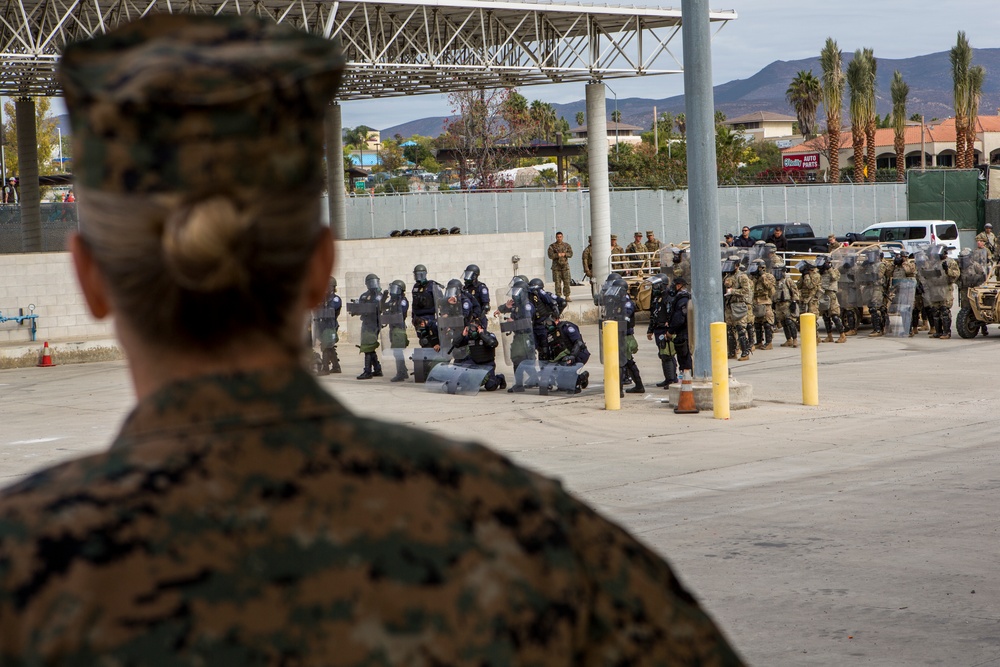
59;14;345;196
0;367;744;665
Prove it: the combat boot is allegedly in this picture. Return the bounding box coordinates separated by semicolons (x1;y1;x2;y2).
356;371;373;380
939;333;951;340
823;333;834;343
868;330;883;338
329;349;342;373
780;339;792;347
762;343;773;350
835;333;846;344
790;338;798;348
624;363;645;393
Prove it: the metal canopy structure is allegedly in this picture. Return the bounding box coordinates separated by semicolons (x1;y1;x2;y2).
0;0;735;97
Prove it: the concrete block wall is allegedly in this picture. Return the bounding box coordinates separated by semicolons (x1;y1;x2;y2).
0;252;113;345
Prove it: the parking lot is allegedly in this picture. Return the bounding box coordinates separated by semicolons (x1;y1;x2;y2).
1;325;998;666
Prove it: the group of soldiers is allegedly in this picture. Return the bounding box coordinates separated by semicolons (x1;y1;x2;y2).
311;263;592;395
708;239;991;359
581;230;664;281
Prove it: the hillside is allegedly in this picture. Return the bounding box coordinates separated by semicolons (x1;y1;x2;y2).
383;47;1000;138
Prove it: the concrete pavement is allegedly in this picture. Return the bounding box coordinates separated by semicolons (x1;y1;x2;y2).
0;326;998;666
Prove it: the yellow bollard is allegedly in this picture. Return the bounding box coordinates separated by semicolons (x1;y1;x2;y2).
800;312;819;406
602;320;621;410
710;322;730;419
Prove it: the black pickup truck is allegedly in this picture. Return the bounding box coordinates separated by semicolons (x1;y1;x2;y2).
747;222;855;253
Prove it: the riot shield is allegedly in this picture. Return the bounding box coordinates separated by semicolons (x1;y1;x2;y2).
857;248;882;305
424;362;491;395
749;241;769;264
959;248;989;289
379;293;411;367
345;271;381;352
835;250;862;309
437;284;469;361
887;277;916;337
311;304;339;351
534;361;588;395
915;246;950;304
598;282;627;365
496;286;537;368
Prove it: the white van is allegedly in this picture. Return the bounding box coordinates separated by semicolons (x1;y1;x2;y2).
858;220;961;255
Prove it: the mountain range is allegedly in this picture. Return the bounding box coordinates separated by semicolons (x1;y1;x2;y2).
382;47;1000;139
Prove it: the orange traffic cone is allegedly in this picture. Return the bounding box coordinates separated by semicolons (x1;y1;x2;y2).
37;341;56;368
673;369;699;414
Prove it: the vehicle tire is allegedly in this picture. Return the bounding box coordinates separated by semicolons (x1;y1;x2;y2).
956;308;980;339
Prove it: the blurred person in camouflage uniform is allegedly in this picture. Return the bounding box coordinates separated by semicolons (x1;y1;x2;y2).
645;229;663;254
546;231;573;300
0;14;744;666
747;259;776;350
797;260;822;343
975;223;998;264
626;231;647;276
722;255;753;361
814;255;846;344
314;276;342;374
773;262;800;347
610;233;625;274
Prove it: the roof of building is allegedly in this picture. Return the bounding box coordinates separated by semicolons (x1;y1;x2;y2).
569;122;644;133
783;115;1000;153
725;111;797;125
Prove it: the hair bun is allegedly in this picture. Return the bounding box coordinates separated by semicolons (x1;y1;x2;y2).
161;196;252;292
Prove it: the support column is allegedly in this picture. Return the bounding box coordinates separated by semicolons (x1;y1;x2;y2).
16;98;40;252
681;0;724;379
325;101;346;239
587;82;611;283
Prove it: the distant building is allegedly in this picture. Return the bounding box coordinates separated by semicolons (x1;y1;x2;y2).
568;122;644;148
724;111;801;144
784;115;1000;173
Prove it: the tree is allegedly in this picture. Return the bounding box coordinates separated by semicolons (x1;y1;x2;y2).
441;88;531;188
950;32;971;169
861;48;878;183
501;92;530;146
344;125;375;148
820;38;845;184
610;109;622;123
674;113;686;137
890;70;910;182
846;50;870;182
2;98;60;179
529;100;557;142
786;70;821;138
377;139;405;173
966;65;984;167
575;111;585;126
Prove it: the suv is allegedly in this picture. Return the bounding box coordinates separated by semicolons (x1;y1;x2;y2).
857;220;960;255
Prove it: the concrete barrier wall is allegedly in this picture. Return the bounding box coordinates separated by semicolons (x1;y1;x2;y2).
0;252;112;346
0;231;547;349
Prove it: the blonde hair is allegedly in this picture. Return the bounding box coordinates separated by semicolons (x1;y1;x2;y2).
77;187;323;352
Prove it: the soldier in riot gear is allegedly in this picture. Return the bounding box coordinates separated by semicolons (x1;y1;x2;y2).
797;260;822;344
411;264;442;350
440;278;475;353
667;276;692;375
348;273;384;379
723;255;753;360
463;264;490;327
815;255;846;344
772;263;800;347
748;259;776;350
495;279;537;393
313;276;342;375
646;274;678;389
859;247;887;337
538;317;591;394
381;280;410;382
450;322;506;391
918;245;960;339
958;246;989;336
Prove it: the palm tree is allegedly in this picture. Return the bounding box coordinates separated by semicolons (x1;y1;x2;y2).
846;50;869;182
786;70;822;138
966;65;984;167
950;32;971;169
820;38;845;183
674;113;686;137
610;109;622;123
890;71;909;182
575;111;585;126
861;48;878;183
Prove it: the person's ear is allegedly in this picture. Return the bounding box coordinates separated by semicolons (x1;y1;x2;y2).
304;227;335;309
69;233;111;319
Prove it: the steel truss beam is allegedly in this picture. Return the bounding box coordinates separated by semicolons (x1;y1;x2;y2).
0;0;734;98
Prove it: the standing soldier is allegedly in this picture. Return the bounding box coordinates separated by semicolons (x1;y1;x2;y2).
667;276;693;376
773;262;800;347
411;264;442;351
582;236;593;282
796;260;822;344
748;259;776;350
975;223;998;264
610;234;625;275
462;264;490;327
860;246;887;337
722;255;753;361
381;280;410;382
313;276;342;375
547;231;574;301
626;231;647;276
646;274;678;388
957;247;989;336
619;279;645;393
645;230;663;254
918;245;960;339
349;273;384;379
815;255;846;344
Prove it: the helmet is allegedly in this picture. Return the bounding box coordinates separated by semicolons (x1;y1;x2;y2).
893;250;905;265
328;276;337;292
815;255;830;271
509;280;528;303
764;242;777;253
450;227;462;235
463;264;480;283
413;264;428;283
753;240;765;247
647;274;668;293
937;245;950;260
959;248;972;258
439;228;449;235
365;274;381;291
771;264;785;280
795;260;814;273
389;280;405;297
444;278;463;300
606;272;622;282
400;229;412;237
721;258;738;274
862;246;880;264
528;278;545;290
427;228;439;236
389;230;401;238
612;278;628;290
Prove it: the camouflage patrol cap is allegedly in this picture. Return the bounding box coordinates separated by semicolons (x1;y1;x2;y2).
58;14;345;196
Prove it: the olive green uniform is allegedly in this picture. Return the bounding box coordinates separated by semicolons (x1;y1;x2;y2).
723;270;753;359
547;239;574;298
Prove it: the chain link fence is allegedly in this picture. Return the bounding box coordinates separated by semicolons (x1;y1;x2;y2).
0;204;80;253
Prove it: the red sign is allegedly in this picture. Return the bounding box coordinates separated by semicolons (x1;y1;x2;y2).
782;153;820;170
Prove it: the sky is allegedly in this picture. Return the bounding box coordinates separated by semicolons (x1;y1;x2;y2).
39;0;996;130
336;0;998;131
